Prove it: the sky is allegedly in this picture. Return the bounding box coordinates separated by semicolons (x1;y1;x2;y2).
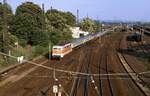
3;0;150;21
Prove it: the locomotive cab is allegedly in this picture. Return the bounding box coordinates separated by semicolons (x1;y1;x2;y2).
52;43;72;59
52;46;63;59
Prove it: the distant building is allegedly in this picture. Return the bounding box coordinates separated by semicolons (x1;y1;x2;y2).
70;27;89;38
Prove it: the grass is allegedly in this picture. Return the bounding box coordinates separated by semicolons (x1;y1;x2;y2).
0;44;50;69
0;57;14;70
138;57;150;70
138;57;150;89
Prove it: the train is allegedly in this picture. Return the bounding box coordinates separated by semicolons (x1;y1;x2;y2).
51;31;108;59
144;31;150;36
126;32;142;42
133;25;150;36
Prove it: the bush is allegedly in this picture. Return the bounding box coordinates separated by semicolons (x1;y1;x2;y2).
32;45;48;57
19;39;27;47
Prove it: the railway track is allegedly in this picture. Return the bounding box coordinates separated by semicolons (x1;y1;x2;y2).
38;46;82;96
118;53;149;96
142;35;150;54
70;32;150;96
70;41;95;96
0;32;149;96
100;48;114;96
69;49;84;96
0;57;47;81
98;45;103;96
118;33;150;96
99;32;149;96
0;44;81;96
125;34;150;80
92;34;122;96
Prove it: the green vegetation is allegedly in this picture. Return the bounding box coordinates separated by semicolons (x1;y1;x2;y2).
10;2;48;46
0;1;76;67
0;1;100;67
0;2;13;52
46;9;74;44
138;58;150;88
138;58;150;70
79;17;101;33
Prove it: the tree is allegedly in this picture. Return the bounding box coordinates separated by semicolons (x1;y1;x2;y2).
0;2;13;52
46;12;67;31
46;9;73;44
62;12;76;27
49;29;62;45
46;9;76;28
94;20;101;32
0;2;13;27
79;18;97;33
10;2;47;46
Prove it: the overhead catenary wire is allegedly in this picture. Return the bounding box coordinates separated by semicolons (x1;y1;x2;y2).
138;71;150;75
2;75;150;80
0;52;150;77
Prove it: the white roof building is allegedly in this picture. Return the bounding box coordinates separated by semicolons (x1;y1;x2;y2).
70;27;89;38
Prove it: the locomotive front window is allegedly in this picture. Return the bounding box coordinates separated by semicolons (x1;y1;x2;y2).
53;48;61;50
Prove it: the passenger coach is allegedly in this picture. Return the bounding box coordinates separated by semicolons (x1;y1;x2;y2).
51;31;107;59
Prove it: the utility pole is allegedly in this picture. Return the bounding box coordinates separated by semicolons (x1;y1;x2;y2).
96;16;100;32
50;6;53;10
86;13;89;18
42;3;45;13
2;0;8;54
97;15;102;32
76;9;79;26
42;4;51;60
42;3;45;31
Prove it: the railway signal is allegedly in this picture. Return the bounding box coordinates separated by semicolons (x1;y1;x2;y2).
53;84;58;96
58;84;62;96
53;69;58;95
